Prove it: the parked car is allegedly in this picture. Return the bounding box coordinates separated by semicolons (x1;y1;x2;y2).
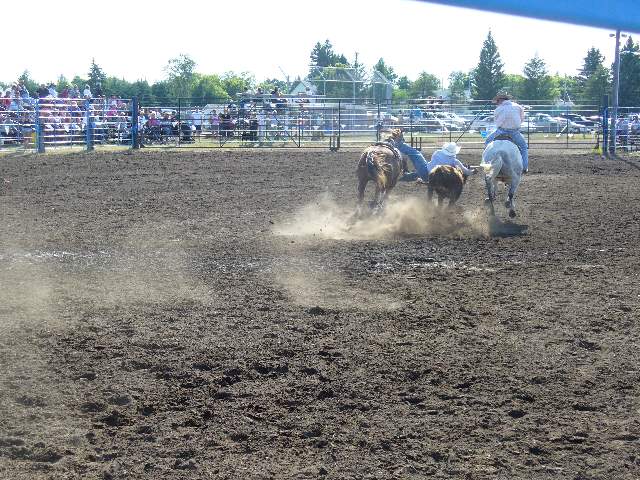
468;115;495;132
433;112;467;131
557;113;598;130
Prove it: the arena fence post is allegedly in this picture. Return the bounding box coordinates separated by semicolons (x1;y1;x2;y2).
177;98;182;147
376;101;381;142
565;104;570;147
35;99;45;153
410;107;414;147
602;94;609;155
337;100;341;151
449;98;453;143
85;99;94;152
131;97;139;149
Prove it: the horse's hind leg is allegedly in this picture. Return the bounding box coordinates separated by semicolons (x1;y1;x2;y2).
355;177;368;218
484;177;496;217
372;185;384;214
506;192;516;218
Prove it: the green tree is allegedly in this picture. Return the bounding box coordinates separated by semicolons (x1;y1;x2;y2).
221;72;254;98
397;75;411;90
503;73;525;99
351;53;368;99
165;54;196;98
472;31;505;100
308;40;351;97
56;75;70;93
151;81;172;104
373;58;397;84
257;78;289;94
409;72;439;98
309;40;347;70
71;75;88;90
448;71;470;102
18;70;38;95
521;55;556;102
192;74;229;102
130;80;155;102
577;48;605;86
88;58;107;93
618;36;640;107
579;66;610;106
574;47;608;105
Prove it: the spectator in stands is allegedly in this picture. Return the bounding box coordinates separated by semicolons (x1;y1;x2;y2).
190;108;203;135
47;83;58;98
69;84;81;99
1;90;10;109
257;108;266;143
83;85;92;99
209;109;219;136
219;107;233;138
36;84;49;98
59;85;70;99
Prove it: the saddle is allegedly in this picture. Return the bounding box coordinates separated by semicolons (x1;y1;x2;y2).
494;134;516;144
372;141;402;163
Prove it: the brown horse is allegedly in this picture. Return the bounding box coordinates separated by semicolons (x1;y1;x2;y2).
427;165;467;208
356;134;405;215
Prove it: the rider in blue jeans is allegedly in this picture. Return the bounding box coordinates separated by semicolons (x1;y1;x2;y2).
484;93;529;172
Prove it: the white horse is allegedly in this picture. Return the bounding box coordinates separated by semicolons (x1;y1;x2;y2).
480;140;523;218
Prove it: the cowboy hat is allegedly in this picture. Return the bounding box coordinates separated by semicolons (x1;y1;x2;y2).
493;92;511;102
441;142;461;156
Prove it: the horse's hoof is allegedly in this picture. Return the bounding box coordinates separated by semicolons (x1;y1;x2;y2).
508;210;517;218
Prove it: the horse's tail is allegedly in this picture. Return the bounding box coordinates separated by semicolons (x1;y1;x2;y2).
366;151;389;189
481;145;504;179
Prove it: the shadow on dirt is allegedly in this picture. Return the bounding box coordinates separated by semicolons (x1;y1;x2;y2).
488;218;529;237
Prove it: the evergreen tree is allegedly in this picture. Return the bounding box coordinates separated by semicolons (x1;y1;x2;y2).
580;66;610;106
577;48;605;86
521;55;556;101
88;58;107;94
309;40;346;69
618;36;640;107
472;31;505;100
574;47;608;105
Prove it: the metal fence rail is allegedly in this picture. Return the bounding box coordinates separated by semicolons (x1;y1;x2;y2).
1;95;638;153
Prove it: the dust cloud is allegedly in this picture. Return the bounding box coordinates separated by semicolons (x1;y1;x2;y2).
275;268;402;312
273;193;489;240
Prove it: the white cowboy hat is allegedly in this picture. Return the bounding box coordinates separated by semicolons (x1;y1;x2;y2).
441;142;461;156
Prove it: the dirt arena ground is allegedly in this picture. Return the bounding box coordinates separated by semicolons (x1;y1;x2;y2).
1;147;639;479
